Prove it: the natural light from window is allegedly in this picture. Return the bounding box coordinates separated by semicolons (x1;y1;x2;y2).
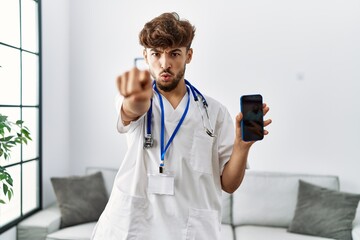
0;0;41;233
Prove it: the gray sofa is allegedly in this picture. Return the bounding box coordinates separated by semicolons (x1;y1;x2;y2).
17;167;360;240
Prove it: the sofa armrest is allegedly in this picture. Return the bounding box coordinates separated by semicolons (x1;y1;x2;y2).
17;203;61;240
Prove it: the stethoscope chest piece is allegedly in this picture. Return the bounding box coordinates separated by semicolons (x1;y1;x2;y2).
144;134;154;148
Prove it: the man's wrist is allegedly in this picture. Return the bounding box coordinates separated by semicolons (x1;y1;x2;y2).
121;105;137;124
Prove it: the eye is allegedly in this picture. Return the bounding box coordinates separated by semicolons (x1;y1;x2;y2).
151;52;160;57
171;52;181;57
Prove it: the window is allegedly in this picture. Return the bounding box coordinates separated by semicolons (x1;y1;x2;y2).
0;0;41;233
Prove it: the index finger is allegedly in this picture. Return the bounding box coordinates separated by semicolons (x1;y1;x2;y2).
262;103;270;116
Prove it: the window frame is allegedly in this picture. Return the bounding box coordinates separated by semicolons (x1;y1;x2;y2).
0;0;42;234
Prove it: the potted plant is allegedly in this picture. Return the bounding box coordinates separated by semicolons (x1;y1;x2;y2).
0;114;32;204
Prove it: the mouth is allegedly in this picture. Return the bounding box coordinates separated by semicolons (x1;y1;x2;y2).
160;73;172;81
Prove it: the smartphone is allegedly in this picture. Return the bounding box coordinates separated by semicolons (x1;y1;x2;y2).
240;94;264;142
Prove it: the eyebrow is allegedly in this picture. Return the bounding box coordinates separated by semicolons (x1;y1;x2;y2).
150;48;182;53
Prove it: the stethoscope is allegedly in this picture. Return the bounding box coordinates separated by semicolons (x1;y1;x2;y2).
143;79;215;149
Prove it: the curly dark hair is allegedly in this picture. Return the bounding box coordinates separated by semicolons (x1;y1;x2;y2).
139;12;196;50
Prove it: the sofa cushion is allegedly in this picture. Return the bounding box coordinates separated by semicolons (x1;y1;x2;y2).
235;225;335;240
51;172;108;228
220;224;234;239
45;222;95;240
288;180;360;240
17;204;61;240
232;171;339;227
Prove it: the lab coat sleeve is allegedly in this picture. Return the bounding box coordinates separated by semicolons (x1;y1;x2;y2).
115;94;144;133
217;106;235;175
217;105;250;175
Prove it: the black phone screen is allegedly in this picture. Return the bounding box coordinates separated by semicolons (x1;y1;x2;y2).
240;94;264;142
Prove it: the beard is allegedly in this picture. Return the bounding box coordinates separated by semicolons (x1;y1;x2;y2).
151;65;186;92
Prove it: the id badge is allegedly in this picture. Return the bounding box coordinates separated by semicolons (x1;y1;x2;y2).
147;173;175;195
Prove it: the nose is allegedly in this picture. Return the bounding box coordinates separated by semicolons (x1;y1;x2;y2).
160;54;171;70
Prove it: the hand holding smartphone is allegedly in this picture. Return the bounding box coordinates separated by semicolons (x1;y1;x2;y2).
240;94;264;142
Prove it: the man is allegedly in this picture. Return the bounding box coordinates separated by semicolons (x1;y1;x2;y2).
92;12;271;240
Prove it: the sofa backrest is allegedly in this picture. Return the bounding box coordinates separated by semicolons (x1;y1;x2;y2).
221;191;232;224
85;167;342;227
231;170;339;227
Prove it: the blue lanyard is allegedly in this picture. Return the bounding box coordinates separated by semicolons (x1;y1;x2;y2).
146;80;206;136
153;84;190;172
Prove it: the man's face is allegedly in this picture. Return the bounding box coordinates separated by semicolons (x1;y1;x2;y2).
144;47;192;92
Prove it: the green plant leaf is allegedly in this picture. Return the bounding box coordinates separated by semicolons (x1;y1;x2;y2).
21;129;32;141
16;120;24;125
3;183;8;195
6;177;13;186
0;114;33;204
0;136;14;142
21;129;30;135
8;190;12;201
0;174;6;181
5;142;15;148
3;145;9;151
0;115;8;122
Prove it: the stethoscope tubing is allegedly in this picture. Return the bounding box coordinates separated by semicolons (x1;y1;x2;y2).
144;79;215;149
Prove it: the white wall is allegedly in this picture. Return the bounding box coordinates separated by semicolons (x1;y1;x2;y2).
67;0;360;193
41;0;70;207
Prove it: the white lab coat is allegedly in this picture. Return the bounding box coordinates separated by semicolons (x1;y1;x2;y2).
92;89;235;240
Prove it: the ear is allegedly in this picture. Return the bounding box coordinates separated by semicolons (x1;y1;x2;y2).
186;48;193;64
143;49;149;64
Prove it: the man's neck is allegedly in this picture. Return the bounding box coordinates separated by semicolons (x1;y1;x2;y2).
158;80;187;109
